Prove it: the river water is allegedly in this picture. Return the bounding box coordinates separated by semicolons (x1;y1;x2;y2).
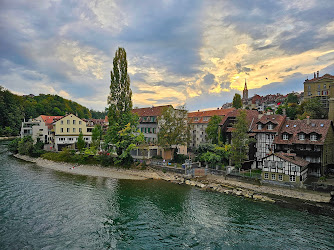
0;141;333;249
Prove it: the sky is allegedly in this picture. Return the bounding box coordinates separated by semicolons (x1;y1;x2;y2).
1;0;334;112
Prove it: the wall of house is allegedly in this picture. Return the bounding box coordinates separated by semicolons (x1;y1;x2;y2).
138;123;158;143
323;125;334;170
54;114;92;136
190;123;208;148
255;133;275;164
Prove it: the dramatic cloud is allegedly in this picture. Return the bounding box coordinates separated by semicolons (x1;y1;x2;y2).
0;0;333;111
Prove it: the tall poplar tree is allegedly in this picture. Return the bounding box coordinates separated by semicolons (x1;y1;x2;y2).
105;48;143;164
232;93;242;109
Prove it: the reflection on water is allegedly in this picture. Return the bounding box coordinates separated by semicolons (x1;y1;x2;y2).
0;141;334;249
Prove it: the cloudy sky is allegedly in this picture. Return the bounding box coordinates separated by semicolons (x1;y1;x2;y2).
1;0;334;111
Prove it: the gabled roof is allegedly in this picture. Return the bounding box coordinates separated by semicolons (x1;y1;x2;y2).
220;109;259;127
250;114;286;133
39;115;64;126
264;152;309;168
274;119;332;145
188;108;235;124
52;113;84;124
304;73;334;82
132;105;172;117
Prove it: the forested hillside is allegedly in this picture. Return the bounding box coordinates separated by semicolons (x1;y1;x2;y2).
0;86;104;136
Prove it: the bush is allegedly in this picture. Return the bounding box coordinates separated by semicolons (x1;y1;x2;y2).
96;151;114;167
8;138;21;153
18;136;34;155
3;127;13;137
152;155;163;159
171;153;188;164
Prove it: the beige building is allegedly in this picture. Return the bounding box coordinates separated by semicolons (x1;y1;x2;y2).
303;72;334;110
52;114;93;151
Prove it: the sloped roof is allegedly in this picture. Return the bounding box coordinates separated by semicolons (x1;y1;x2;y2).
264;152;309;168
131;105;172;117
250;114;286;133
39;115;64;128
220;109;259;127
188;108;235;124
304;73;334;82
274;119;332;145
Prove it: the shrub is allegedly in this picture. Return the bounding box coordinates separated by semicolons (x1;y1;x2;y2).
18;136;33;155
8;138;21;153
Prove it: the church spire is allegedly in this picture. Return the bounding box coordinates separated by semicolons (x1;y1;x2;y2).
243;79;248;100
244;79;247;90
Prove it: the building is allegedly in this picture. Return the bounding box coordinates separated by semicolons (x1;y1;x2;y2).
20;115;63;144
249;114;286;168
303;72;334;110
261;152;309;186
274;118;334;177
52;114;93;151
131;105;187;160
188;108;235;148
242;79;248;101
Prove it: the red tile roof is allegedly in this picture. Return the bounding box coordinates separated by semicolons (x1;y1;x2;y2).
188;108;235;124
220;109;259;127
274;119;333;145
131;105;172;117
39;115;64;126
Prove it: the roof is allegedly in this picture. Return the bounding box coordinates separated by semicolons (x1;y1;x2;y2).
265;152;309;168
39;115;64;125
304;73;334;83
188;108;235;124
250;114;286;133
274;119;332;145
220;109;260;127
131;105;172;117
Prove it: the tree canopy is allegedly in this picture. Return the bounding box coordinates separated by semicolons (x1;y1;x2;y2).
205;115;222;144
232;93;242;109
157;105;190;148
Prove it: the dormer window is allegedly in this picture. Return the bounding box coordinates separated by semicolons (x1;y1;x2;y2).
267;124;273;130
298;133;305;140
203;117;209;121
283;134;289;140
258;124;262;130
310;134;317;141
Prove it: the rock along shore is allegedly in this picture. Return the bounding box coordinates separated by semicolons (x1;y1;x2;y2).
13;154;333;209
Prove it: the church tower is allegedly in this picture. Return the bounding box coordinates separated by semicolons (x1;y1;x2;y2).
243;79;248;101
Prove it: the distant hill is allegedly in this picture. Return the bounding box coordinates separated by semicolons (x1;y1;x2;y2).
0;86;106;136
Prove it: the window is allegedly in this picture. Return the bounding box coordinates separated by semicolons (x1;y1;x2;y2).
61;128;64;133
79;128;82;132
87;128;92;132
61;120;63;125
144;128;147;133
322;91;328;95
148;128;151;133
73;128;76;133
290;175;296;182
67;120;70;124
317;91;320;96
310;134;317;141
317;84;320;89
298;134;305;140
203;117;209;121
268;124;273;130
264;173;269;179
308;85;310;90
278;174;283;181
257;124;262;130
308;91;311;96
67;128;69;133
283;134;289;140
271;174;276;180
153;128;155;134
324;84;326;89
278;162;283;169
141;128;143;133
85;138;88;141
79;121;82;125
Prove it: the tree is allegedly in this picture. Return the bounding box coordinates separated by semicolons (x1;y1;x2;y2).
105;47;143;164
300;97;327;119
206;115;222;144
232;93;242;109
92;124;102;149
286;93;298;104
18;136;34;155
77;131;85;153
230;110;253;169
157;105;190;153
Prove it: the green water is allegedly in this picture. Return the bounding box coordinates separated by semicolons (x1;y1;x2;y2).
0;141;333;249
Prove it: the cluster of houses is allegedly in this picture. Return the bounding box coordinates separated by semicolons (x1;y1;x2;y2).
20;72;334;186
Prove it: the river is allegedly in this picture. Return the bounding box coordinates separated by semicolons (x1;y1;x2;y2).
0;141;333;249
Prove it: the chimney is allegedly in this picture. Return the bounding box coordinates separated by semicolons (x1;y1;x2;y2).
314;72;316;78
217;107;219;110
317;71;319;78
306;116;310;125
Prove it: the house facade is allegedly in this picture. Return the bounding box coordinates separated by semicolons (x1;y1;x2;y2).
261;152;309;185
274;118;334;177
188;108;235;148
52;114;93;151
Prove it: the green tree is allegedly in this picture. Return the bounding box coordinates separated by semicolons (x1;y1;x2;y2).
232;93;242;109
286;93;298;104
157;105;190;154
302;97;327;119
8;138;21;153
92;124;102;149
77;131;85;153
105;47;143;164
230;110;253;169
18;136;34;155
205;115;222;144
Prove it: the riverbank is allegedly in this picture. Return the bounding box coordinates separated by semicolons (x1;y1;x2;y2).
13;154;333;206
0;136;17;141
